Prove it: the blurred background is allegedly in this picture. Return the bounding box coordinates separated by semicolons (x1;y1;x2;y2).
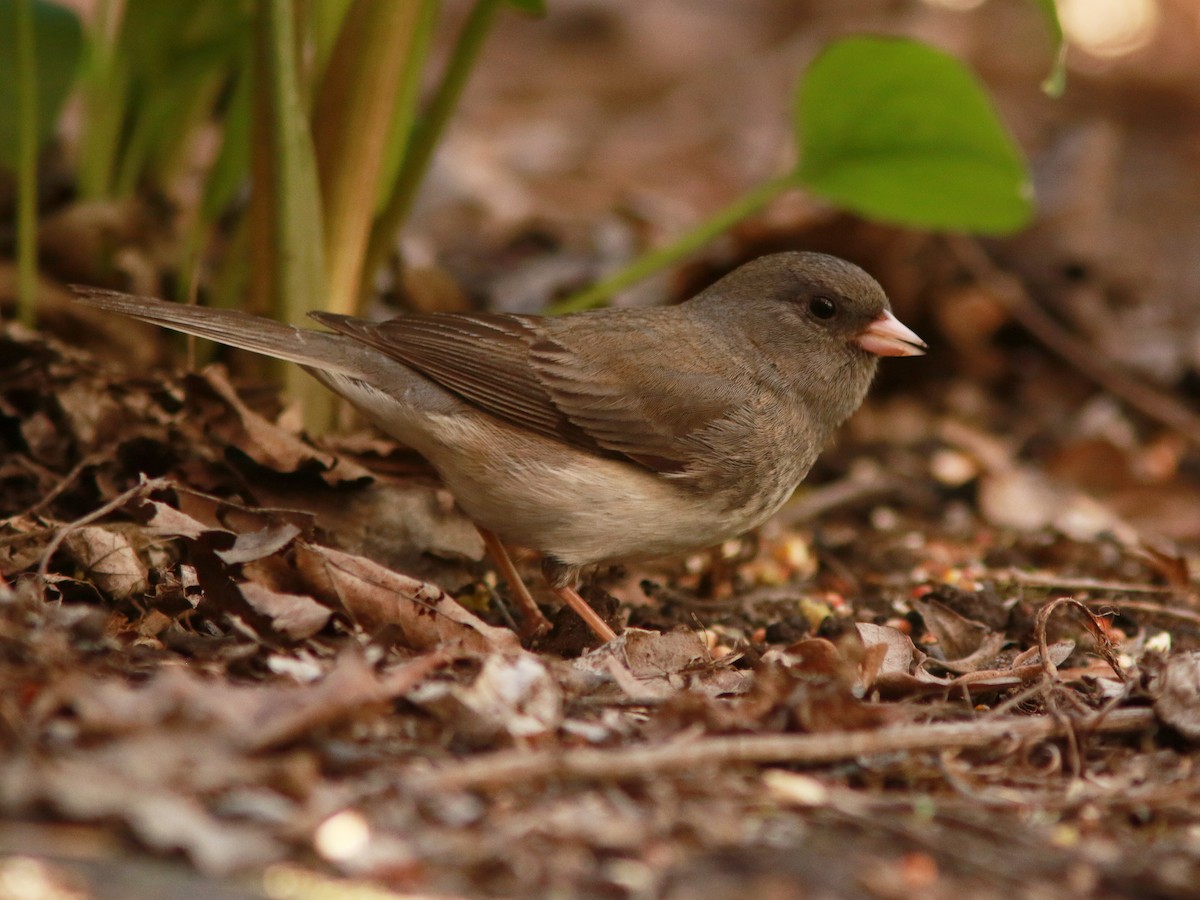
3;0;1196;382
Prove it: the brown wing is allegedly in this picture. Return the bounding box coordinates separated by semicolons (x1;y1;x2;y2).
310;308;738;474
531;313;741;472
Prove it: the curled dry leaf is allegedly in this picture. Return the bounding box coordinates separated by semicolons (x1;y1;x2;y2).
215;523;302;565
573;628;753;701
141;498;211;540
266;477;486;566
1151;651;1200;741
196;368;373;485
912;596;1006;673
409;652;562;744
238;581;331;641
294;542;520;654
62;525;148;600
855;623;915;682
172;485;316;536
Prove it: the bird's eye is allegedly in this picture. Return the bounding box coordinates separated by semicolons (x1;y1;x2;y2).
809;296;837;319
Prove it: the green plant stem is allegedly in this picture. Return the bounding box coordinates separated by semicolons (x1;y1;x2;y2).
547;175;795;314
376;0;438;217
14;0;38;326
255;0;331;430
313;0;424;316
78;0;123;199
362;0;499;290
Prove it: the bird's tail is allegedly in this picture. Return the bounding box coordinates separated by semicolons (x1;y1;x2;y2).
71;287;366;377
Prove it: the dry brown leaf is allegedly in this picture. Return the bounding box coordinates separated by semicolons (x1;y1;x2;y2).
215;523;302;565
294;542;520;653
1151;651;1200;741
62;525;148;600
197;367;373;485
171;486;316;536
409;652;562;744
573;628;753;701
855;623;915;680
238;582;331;640
141;498;213;540
912;597;1007;672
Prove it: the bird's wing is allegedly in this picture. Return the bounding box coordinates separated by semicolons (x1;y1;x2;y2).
310;309;737;474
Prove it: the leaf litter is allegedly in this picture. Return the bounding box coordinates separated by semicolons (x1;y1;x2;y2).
7;0;1200;891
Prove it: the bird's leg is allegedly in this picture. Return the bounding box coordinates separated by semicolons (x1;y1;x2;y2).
542;558;618;643
549;586;618;643
475;526;552;639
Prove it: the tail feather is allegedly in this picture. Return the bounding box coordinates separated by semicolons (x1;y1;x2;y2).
71;287;364;376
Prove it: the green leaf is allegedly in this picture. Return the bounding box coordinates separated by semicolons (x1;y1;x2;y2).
0;0;82;171
795;36;1033;235
1030;0;1066;96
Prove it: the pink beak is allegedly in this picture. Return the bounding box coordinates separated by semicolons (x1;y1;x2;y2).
855;310;926;357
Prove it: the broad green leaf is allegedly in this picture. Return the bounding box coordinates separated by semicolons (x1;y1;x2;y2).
0;0;82;171
1031;0;1066;96
795;36;1033;235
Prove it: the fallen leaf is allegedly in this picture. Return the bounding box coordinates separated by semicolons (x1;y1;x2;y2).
238;582;331;640
294;542;520;653
63;526;148;599
912;596;1006;672
216;523;302;565
196;368;373;485
1151;651;1200;741
409;652;562;744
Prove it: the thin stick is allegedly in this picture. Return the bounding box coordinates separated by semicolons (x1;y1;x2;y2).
23;452;108;517
406;707;1155;792
1000;569;1186;596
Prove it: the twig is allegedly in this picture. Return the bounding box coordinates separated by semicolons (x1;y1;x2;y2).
405;707;1155;792
36;476;172;582
997;569;1200;625
947;237;1200;449
1000;569;1187;596
1089;598;1200;628
23;451;109;517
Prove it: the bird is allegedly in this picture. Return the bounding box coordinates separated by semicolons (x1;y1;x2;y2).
73;252;925;643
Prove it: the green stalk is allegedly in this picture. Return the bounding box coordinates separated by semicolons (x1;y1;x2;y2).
362;0;500;288
78;0;125;199
309;0;354;92
375;0;439;217
547;175;795;314
14;0;38;326
313;0;424;316
254;0;331;428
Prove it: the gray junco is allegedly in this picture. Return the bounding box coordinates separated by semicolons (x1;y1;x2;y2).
74;252;925;642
